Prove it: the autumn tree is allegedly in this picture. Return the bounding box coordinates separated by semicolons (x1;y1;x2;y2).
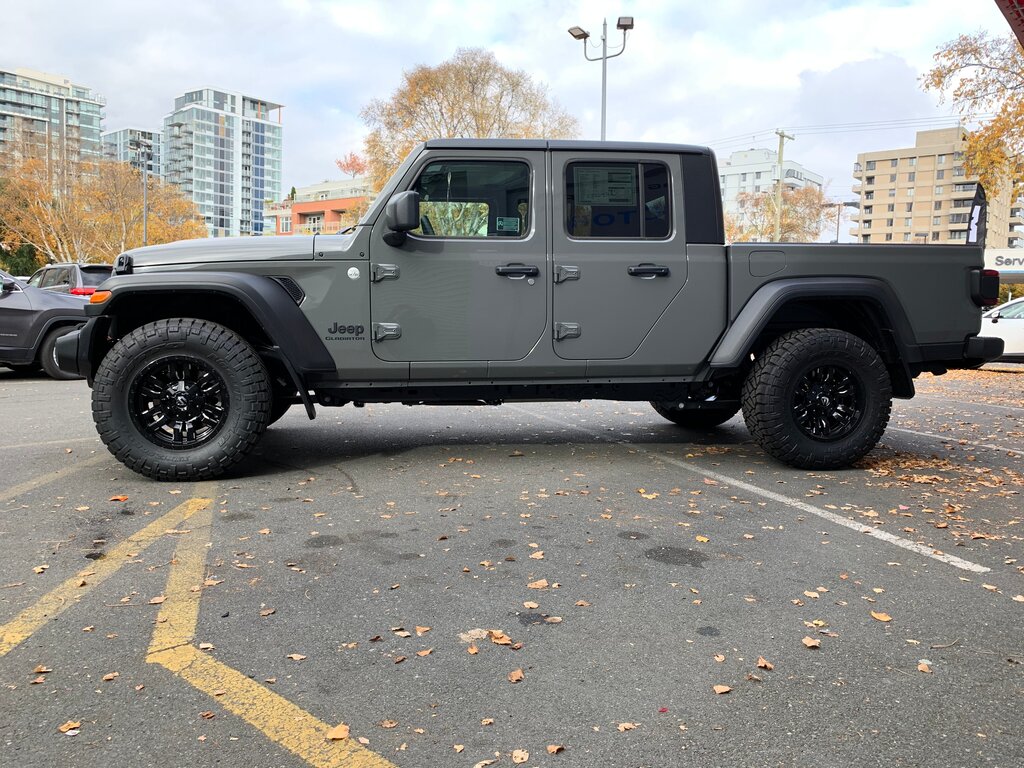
336;151;368;178
361;48;580;189
0;151;206;263
924;31;1024;196
725;186;829;243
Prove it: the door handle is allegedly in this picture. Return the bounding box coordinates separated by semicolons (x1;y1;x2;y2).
627;263;670;278
496;263;540;278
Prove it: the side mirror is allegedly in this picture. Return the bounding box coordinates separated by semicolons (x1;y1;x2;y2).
1;278;17;294
991;310;1001;323
383;190;420;246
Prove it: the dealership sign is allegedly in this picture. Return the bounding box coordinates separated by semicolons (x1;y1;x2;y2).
985;248;1024;277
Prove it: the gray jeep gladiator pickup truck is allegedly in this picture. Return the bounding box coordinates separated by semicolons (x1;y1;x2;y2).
56;139;1003;480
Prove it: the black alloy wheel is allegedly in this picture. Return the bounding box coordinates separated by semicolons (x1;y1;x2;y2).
790;364;864;441
129;356;229;449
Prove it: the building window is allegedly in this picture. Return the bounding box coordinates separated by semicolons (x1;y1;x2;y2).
934;201;942;210
863;205;873;215
865;191;874;200
885;233;893;241
865;175;875;185
937;154;946;165
887;189;895;197
953;166;966;177
889;174;897;183
906;203;913;212
755;171;761;179
931;232;940;241
904;217;912;226
564;161;670;239
862;235;871;243
936;169;945;180
932;216;941;226
908;157;917;167
413;160;531;239
887;204;895;212
903;233;911;241
865;161;876;170
886;218;894;226
949;213;970;224
890;159;898;168
948;230;967;240
935;186;944;195
906;188;914;197
863;220;872;228
907;172;916;182
280;217;291;233
740;173;747;181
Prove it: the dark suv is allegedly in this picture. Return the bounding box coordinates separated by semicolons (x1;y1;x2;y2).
27;263;113;296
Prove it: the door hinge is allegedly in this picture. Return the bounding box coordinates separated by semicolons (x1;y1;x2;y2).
372;322;402;342
553;265;581;283
553;322;581;341
371;263;400;282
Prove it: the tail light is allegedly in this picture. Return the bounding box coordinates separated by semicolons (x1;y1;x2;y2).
970;268;1000;307
70;286;96;296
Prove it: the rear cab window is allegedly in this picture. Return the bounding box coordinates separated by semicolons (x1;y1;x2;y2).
565;162;671;239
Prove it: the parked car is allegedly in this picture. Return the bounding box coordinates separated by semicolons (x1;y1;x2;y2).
981;297;1024;361
0;269;88;379
26;263;113;296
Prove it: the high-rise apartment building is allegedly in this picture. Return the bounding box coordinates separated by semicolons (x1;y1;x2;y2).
102;128;162;177
0;67;105;163
163;88;282;237
718;148;823;218
850;127;1021;247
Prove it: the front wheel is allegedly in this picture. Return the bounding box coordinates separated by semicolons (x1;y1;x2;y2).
92;319;272;480
741;328;892;469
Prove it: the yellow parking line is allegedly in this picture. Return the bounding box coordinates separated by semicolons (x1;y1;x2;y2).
0;494;213;657
0;453;109;505
147;505;397;768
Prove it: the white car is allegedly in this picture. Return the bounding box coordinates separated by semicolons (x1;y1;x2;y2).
982;297;1024;362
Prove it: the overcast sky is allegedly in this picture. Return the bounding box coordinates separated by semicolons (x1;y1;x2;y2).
2;0;1014;209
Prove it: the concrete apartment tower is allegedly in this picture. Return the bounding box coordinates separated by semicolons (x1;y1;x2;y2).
102;128;162;178
718;148;824;219
850;127;1021;248
163;89;283;237
0;67;105;164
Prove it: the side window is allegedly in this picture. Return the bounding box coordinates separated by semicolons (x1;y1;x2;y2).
565;162;671;239
412;160;530;239
39;269;61;288
1001;302;1024;319
27;270;44;287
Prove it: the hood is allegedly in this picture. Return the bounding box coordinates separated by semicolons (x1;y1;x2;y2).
118;235;322;271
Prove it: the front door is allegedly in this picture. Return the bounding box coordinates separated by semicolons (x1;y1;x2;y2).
549;152;687;360
369;151;548;372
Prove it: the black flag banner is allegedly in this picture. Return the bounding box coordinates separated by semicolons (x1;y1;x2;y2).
967;183;987;248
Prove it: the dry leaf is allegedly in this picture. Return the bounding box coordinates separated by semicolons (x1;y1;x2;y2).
33;565;48;574
415;626;431;636
33;665;52;674
109;495;129;502
260;608;276;617
529;551;545;560
802;636;821;649
286;653;307;661
481;718;495;725
472;760;497;768
617;722;638;731
31;676;45;684
326;722;350;740
870;611;892;623
545;616;563;624
58;721;81;733
575;600;591;607
416;649;433;657
1013;595;1024;603
102;672;118;682
547;744;565;754
695;535;710;543
467;644;479;655
508;668;525;683
198;642;215;651
200;711;215;720
454;744;465;752
523;601;539;609
713;654;725;663
982;584;998;592
380;720;398;729
512;749;530;763
803;591;819;599
258;528;271;535
527;579;549;589
756;657;774;671
712;685;732;695
918;662;933;673
394;656;406;664
148;595;166;605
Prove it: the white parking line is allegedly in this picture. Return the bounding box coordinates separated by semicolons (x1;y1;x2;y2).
508;405;992;575
890;426;1019;456
914;394;1023;414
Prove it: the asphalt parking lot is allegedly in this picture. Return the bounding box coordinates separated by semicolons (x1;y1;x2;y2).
1;365;1022;768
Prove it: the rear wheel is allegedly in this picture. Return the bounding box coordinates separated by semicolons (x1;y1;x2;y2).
40;326;82;380
92;319;272;480
741;328;892;469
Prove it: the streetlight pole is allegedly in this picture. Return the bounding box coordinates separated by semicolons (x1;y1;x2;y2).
568;16;634;141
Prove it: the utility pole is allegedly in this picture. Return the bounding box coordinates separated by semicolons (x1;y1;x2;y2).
774;129;794;242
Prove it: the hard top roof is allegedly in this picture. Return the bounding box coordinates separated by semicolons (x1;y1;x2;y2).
422;138;713;156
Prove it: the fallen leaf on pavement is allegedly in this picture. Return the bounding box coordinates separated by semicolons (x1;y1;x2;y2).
101;672;118;682
802;636;821;649
468;645;479;655
481;718;495;725
286;653;307;661
148;595;166;605
380;720;398;729
416;649;433;657
713;654;725;663
33;665;52;674
260;608;276;617
529;551;545;560
415;626;431;636
527;579;549;589
617;722;638;731
547;744;565;754
33;565;48;574
109;495;128;502
918;662;933;673
326;723;349;740
695;535;710;543
472;760;496;768
200;711;215;720
258;528;271;535
870;611;892;622
512;749;530;764
712;685;732;695
508;668;524;683
58;721;81;733
523;601;539;609
757;657;774;671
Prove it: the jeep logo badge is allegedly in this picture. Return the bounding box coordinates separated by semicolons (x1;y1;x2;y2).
326;322;366;341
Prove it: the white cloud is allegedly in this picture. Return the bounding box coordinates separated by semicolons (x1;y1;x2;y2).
0;0;1013;207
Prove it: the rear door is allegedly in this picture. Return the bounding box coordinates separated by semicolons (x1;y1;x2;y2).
368;150;548;376
550;152;686;360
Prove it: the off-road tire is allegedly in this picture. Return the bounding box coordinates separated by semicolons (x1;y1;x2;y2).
741;328;892;469
40;326;82;380
92;319;272;481
650;400;740;429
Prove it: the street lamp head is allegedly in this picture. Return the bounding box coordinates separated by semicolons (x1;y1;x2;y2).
616;16;634;31
568;25;590;40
